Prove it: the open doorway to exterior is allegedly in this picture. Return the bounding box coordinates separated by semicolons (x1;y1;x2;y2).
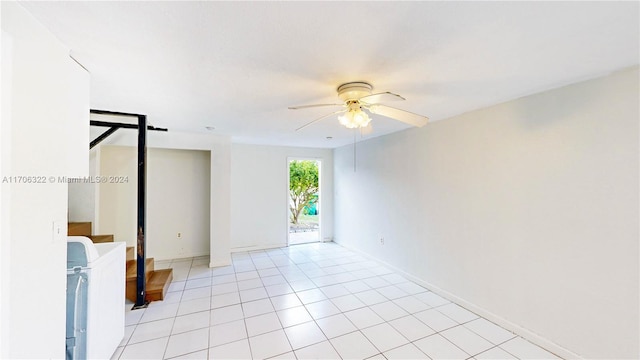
288;159;321;246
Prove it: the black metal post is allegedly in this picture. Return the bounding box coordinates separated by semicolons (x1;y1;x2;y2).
133;114;148;309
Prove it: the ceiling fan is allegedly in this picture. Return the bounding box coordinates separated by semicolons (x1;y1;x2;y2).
289;81;429;133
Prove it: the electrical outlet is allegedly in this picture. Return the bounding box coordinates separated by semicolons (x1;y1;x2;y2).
380;237;384;245
177;232;182;238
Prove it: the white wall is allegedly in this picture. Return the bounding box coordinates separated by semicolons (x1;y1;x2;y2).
334;67;639;359
98;146;211;260
68;149;98;223
0;25;11;360
87;139;332;261
1;2;89;358
94;130;232;267
231;144;333;251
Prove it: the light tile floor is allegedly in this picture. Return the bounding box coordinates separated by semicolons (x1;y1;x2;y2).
113;242;560;360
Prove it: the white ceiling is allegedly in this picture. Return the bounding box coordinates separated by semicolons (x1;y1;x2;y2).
20;1;639;148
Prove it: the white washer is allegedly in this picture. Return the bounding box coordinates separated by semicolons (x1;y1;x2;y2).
67;236;125;360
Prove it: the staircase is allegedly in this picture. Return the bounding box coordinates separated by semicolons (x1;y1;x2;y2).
68;222;173;303
124;245;173;302
68;222;114;243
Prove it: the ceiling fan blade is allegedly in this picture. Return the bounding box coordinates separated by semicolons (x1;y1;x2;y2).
360;123;373;136
359;92;405;104
296;110;346;132
288;103;343;110
369;104;429;127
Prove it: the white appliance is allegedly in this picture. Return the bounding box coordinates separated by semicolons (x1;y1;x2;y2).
66;236;125;360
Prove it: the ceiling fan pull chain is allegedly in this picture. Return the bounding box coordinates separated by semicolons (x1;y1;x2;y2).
353;128;357;172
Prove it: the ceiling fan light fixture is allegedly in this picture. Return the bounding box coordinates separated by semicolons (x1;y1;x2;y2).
290;80;428;132
338;108;371;129
337;81;373;102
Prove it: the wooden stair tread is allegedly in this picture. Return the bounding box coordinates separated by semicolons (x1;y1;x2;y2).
126;258;154;280
147;269;173;294
89;235;114;243
125;267;173;303
68;222;92;237
146;269;173;301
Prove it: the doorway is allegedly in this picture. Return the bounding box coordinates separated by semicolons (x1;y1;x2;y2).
288;159;321;245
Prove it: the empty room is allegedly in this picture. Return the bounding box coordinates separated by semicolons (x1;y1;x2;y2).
1;1;638;360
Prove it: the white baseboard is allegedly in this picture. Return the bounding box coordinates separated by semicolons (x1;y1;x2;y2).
230;240;333;253
231;242;288;253
335;241;582;360
153;251;210;262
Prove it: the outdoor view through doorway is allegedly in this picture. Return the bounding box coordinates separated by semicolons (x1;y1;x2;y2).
288;159;320;245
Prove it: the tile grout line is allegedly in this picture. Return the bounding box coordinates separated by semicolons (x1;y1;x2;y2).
121;243;556;360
